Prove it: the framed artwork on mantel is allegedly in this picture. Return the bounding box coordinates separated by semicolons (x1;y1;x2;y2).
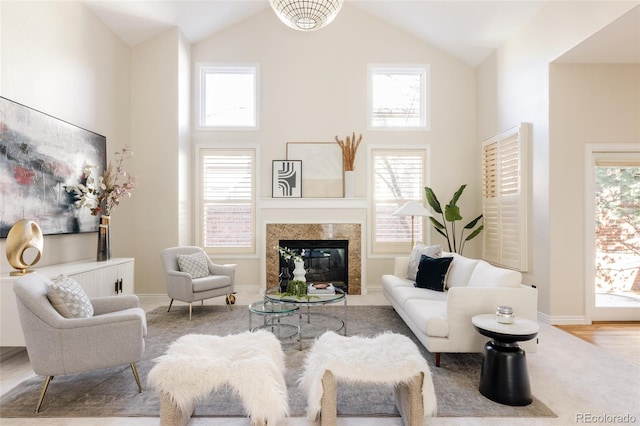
272;160;302;198
286;142;344;198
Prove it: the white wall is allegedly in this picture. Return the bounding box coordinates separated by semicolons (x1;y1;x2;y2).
190;3;478;291
476;1;639;322
549;63;640;320
0;1;131;274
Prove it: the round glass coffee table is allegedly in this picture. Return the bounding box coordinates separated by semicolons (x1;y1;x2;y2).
264;286;347;350
249;300;300;344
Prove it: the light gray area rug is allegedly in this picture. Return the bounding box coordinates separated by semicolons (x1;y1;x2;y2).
0;305;555;418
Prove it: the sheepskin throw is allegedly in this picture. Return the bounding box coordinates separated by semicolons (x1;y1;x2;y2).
147;331;289;425
298;331;437;420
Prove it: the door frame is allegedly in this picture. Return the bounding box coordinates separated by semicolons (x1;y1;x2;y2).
584;143;640;322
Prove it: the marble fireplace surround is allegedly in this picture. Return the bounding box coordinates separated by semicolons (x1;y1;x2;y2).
266;223;362;295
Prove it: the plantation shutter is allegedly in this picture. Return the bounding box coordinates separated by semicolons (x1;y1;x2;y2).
200;149;255;254
481;124;528;271
371;148;427;254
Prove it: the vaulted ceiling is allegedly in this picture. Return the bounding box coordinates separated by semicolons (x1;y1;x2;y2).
82;1;639;67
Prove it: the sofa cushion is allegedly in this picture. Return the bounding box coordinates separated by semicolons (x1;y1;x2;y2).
415;255;453;292
444;253;481;289
177;251;210;278
406;244;442;280
467;261;522;288
48;274;94;318
404;299;449;337
388;286;449;310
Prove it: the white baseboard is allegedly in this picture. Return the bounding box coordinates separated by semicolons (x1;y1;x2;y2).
538;312;589;325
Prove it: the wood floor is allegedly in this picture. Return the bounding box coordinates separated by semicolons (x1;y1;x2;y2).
556;322;640;365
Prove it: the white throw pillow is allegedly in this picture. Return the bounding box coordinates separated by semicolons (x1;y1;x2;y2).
467;261;522;288
444;253;481;289
177;251;210;279
48;274;94;318
406;244;442;280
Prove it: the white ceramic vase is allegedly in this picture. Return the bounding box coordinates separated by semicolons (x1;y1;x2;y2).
344;170;355;198
293;260;306;282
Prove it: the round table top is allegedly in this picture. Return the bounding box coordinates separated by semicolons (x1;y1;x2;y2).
472;314;539;342
264;286;346;305
249;300;299;315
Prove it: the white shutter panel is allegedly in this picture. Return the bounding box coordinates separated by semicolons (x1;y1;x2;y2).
482;124;528;271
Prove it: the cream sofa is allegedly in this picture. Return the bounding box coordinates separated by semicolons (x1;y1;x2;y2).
381;253;538;367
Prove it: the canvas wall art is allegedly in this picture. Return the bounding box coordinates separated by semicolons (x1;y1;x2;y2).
286;142;344;198
0;97;106;238
272;160;302;198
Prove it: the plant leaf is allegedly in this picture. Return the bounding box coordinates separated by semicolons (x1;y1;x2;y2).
424;187;442;214
449;184;467;207
429;217;445;230
434;227;448;239
465;225;484;241
464;214;483;229
444;204;462;222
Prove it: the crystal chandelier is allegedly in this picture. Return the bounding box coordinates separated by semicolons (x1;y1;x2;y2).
269;0;344;32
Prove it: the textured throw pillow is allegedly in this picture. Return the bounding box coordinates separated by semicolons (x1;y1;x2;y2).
177;251;210;279
414;255;454;292
48;275;94;318
406;244;442;280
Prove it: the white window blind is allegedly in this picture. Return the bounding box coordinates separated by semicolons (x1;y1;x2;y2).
368;65;430;129
481;123;529;271
371;148;427;253
200;149;255;254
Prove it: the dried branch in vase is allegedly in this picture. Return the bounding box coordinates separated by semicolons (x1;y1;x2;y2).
335;132;363;171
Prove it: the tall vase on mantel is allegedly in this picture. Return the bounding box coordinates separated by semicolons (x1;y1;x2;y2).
97;215;111;262
344;170;355;198
293;260;306;282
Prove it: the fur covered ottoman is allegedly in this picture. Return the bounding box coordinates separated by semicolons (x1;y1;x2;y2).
298;331;437;426
148;330;289;426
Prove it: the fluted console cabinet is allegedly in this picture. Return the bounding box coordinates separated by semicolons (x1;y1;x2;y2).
1;258;134;346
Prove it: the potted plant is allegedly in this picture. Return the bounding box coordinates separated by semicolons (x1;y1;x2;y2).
425;184;483;254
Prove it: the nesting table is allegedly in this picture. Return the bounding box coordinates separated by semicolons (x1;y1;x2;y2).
471;314;539;406
248;300;300;345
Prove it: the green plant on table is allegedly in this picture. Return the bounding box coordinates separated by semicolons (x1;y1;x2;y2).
425;184;483;255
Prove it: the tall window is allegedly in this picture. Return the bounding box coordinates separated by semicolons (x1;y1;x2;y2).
481;124;528;271
368;65;429;129
371;148;428;253
200;148;256;254
198;65;258;129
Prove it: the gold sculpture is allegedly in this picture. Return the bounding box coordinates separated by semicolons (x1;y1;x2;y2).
6;219;44;276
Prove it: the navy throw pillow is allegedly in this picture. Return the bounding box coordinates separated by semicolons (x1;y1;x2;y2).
415;254;453;292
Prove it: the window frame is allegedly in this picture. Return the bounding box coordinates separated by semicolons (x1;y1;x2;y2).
196;63;260;131
196;146;257;255
368;146;430;255
367;64;430;131
481;123;529;271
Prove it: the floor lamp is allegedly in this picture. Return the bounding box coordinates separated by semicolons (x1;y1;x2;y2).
392;201;432;250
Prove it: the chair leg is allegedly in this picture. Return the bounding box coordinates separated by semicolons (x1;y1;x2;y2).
189;303;192;321
130;363;143;393
435;352;441;367
167;299;174;313
35;375;53;413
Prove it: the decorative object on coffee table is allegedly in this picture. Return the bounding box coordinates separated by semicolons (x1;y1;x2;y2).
66;146;137;261
5;219;44;276
472;314;539;406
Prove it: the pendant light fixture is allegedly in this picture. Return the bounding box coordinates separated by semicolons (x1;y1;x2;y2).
269;0;344;32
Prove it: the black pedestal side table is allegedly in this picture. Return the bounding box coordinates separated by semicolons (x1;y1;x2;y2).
471;314;539;406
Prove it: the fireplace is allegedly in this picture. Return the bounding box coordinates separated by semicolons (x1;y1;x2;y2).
279;239;348;292
266;223;361;294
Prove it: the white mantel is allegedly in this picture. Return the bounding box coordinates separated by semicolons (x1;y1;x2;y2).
259;198;368;210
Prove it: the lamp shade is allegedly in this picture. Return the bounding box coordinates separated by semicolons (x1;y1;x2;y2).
269;0;343;31
392;201;432;217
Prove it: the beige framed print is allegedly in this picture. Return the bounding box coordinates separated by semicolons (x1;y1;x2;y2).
286;142;344;198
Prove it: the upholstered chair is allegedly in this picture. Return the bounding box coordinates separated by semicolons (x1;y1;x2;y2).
160;246;236;321
13;273;147;413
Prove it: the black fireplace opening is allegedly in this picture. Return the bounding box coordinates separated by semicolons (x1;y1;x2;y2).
279;239;348;292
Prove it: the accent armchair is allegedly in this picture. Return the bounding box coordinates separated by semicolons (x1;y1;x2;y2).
13;273;147;413
160;246;236;321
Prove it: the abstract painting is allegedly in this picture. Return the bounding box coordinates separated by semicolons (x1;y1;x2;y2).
272;160;302;198
286;142;344;197
0;97;106;237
